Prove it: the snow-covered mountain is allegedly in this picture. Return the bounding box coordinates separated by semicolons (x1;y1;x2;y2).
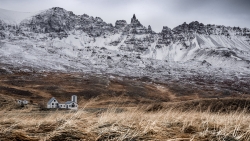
0;7;250;88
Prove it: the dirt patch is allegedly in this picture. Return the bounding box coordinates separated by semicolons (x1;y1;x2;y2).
183;126;197;134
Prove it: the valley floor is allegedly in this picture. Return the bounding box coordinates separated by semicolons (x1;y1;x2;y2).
0;72;250;141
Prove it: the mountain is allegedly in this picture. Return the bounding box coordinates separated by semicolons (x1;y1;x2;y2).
0;7;250;94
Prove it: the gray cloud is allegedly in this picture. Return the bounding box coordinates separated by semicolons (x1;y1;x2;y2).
0;0;249;32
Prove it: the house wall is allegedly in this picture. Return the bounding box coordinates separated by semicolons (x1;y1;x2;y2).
59;104;66;108
23;101;28;105
17;100;28;105
66;102;78;110
47;101;59;108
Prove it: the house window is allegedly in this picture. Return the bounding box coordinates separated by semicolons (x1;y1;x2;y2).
54;100;56;102
52;103;54;105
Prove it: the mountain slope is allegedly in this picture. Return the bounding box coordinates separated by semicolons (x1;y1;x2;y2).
0;7;250;89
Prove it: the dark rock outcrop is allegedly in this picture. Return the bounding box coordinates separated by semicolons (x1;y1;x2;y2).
115;20;127;29
158;26;173;45
1;7;249;51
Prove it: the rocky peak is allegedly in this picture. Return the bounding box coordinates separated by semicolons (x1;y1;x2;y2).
131;14;136;23
130;14;142;27
18;7;115;38
48;7;74;16
81;14;89;18
161;26;172;34
51;7;63;11
147;25;152;33
95;17;103;22
189;21;200;29
19;7;76;35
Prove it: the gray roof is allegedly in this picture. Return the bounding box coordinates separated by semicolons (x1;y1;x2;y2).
47;97;56;105
65;101;76;104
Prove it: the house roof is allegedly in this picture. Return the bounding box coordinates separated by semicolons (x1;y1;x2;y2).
47;97;57;105
65;101;76;104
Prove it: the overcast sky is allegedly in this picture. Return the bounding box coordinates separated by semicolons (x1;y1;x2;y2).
0;0;249;32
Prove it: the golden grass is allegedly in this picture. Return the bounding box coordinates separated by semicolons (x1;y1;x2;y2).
0;101;250;141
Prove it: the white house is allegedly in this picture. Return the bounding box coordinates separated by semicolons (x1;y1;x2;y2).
17;99;29;105
47;95;78;110
47;97;59;108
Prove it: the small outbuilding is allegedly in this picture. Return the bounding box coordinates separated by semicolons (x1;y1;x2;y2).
17;99;29;105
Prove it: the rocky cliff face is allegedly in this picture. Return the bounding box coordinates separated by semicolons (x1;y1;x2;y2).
18;7;115;39
171;21;250;42
0;7;250;89
1;7;249;49
115;20;127;29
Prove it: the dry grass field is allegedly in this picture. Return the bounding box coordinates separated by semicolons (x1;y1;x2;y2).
0;72;250;141
0;100;250;141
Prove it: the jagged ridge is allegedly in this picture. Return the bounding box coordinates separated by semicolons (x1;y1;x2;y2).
0;7;250;85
